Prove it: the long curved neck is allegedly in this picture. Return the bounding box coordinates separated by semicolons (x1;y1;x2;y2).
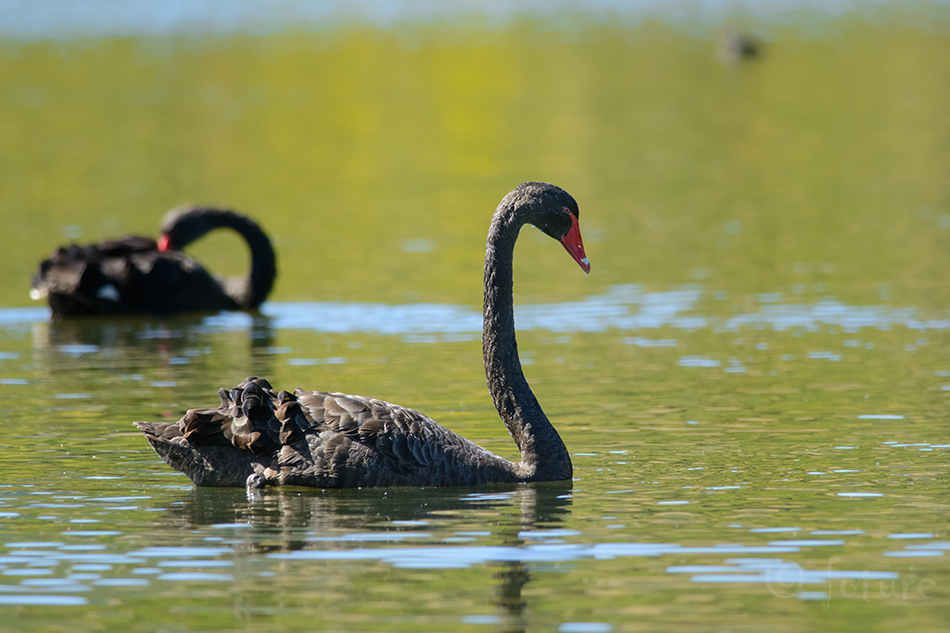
201;211;276;309
483;204;572;482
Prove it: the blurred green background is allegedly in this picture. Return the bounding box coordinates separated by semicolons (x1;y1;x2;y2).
2;6;948;311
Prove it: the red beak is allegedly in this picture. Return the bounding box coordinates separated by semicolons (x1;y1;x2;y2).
157;234;172;252
559;213;591;274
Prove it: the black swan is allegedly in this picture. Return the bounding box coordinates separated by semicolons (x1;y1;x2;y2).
31;206;277;316
135;182;590;488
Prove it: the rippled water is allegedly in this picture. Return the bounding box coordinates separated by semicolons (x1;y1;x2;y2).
0;287;948;630
9;284;950;336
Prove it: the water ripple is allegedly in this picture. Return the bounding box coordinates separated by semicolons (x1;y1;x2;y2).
6;286;949;335
269;541;802;568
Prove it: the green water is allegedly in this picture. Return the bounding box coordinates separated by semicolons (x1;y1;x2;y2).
0;7;949;632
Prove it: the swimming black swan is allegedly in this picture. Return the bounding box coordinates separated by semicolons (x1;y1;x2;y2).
135;182;590;488
31;206;276;316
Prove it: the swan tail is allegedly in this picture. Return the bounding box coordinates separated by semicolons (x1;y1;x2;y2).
134;420;256;487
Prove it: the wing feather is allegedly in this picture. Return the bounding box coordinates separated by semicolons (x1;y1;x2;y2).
167;378;450;478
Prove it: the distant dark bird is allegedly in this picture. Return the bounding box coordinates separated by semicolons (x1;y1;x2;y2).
136;182;591;488
718;30;762;63
31;206;276;316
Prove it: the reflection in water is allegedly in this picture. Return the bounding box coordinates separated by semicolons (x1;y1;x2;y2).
162;482;572;633
28;313;276;381
0;479;939;622
33;313;275;350
162;482;571;544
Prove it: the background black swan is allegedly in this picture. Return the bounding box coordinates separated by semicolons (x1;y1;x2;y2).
136;182;590;488
31;206;277;316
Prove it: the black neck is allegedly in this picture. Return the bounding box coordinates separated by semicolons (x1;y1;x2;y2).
223;213;276;309
182;209;276;309
482;203;572;481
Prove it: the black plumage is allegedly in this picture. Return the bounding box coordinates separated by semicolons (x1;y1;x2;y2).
32;206;276;316
136;183;590;488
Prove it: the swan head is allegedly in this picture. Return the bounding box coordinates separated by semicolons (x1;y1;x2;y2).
512;182;591;274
